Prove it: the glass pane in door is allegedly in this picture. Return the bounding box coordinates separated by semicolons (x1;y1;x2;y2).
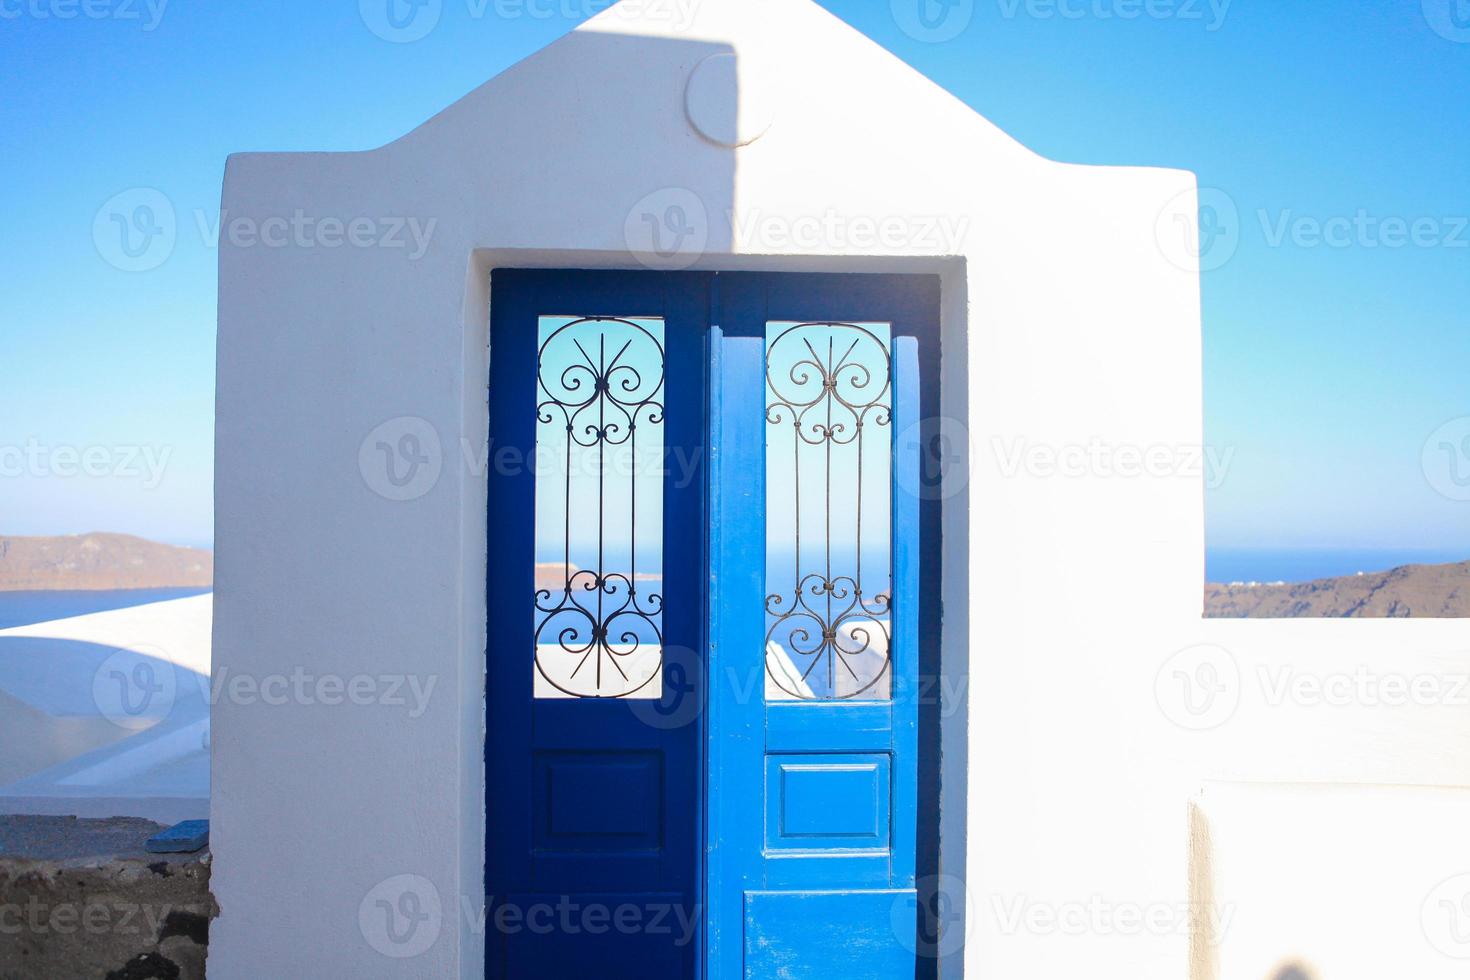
533;315;665;699
764;321;893;701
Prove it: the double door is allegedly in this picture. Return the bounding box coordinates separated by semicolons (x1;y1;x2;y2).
487;270;939;978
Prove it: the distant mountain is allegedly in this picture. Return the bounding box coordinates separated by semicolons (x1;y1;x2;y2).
1205;560;1470;618
0;534;212;591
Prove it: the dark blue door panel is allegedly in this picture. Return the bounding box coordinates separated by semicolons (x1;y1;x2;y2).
487;270;709;978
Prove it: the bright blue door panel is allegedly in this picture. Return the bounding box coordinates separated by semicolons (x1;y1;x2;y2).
707;274;940;979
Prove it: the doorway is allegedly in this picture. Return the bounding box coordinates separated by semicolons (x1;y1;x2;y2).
486;269;942;978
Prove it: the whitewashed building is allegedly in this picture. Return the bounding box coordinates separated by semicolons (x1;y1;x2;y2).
212;1;1470;977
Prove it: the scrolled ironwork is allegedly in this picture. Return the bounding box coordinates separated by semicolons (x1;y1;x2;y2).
534;316;664;699
765;322;893;700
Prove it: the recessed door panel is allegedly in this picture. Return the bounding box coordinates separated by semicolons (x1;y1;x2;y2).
765;754;890;849
534;751;663;848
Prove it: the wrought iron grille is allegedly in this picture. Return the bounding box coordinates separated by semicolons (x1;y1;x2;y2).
533;316;665;699
764;321;894;701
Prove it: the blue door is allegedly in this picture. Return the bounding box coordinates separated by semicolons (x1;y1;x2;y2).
488;271;940;979
487;270;710;978
706;274;939;979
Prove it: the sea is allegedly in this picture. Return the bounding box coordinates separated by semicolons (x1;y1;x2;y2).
0;588;212;631
1;552;1458;626
1205;548;1470;585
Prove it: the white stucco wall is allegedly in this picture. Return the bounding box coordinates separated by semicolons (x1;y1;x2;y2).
1196;781;1470;979
212;0;1470;977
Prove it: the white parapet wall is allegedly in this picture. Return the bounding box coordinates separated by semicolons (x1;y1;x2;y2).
1194;781;1470;979
964;614;1470;978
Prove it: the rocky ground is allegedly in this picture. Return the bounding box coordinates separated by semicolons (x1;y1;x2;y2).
0;815;215;980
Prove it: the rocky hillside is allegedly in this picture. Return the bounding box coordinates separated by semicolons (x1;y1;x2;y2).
0;534;212;591
1206;560;1470;618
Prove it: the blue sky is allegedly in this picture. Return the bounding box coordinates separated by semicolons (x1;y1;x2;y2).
1;0;1466;559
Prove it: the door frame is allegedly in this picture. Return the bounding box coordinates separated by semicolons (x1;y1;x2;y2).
481;260;963;979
